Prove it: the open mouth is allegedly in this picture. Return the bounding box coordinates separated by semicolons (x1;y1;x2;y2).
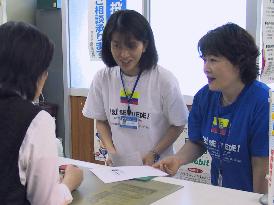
120;60;131;67
207;77;215;83
120;59;131;64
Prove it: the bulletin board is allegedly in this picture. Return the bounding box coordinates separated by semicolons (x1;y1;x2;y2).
261;0;274;83
261;0;274;204
269;89;274;205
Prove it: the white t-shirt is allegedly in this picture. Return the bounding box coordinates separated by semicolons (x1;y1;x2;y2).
18;110;72;205
83;65;189;159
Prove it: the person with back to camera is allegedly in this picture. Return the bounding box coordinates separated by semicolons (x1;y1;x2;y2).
0;21;83;205
153;23;269;194
83;10;189;166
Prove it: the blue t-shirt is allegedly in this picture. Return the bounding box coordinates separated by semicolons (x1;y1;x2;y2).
188;80;269;192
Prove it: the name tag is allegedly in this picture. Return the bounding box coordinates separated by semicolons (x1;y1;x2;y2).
119;115;138;129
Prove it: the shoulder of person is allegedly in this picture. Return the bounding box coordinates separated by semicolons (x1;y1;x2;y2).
251;80;270;94
96;66;120;78
31;110;55;128
192;84;219;107
194;84;212;98
246;80;269;103
156;65;177;79
94;66;119;81
25;110;56;148
150;64;180;86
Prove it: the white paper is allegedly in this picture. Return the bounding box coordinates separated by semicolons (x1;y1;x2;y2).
58;157;104;170
90;165;168;183
109;152;143;166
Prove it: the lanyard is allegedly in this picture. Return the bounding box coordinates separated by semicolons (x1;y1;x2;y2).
217;100;235;170
215;83;251;186
120;69;142;115
216;95;236;186
217;86;247;173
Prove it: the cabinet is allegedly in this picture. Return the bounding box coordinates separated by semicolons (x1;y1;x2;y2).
37;0;61;9
70;96;103;164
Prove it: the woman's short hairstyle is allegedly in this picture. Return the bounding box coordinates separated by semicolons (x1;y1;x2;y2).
101;9;158;71
198;23;259;84
0;21;54;100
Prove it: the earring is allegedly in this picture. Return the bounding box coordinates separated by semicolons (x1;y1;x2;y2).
39;92;45;104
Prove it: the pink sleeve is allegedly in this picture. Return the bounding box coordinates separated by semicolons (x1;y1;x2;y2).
19;111;73;205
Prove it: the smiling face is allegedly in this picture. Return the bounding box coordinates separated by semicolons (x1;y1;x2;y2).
110;32;147;76
203;55;243;92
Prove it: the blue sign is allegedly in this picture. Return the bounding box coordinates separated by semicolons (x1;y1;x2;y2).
90;0;127;60
106;0;126;20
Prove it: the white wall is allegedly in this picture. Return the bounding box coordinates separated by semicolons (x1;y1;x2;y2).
6;0;36;24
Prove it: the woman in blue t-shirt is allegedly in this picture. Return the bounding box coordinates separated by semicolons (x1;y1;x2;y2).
154;23;269;193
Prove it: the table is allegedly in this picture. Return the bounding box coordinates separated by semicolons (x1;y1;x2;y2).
151;177;262;205
60;158;262;205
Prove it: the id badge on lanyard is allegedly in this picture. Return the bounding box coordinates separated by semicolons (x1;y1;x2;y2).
119;69;142;130
119;115;138;129
217;119;227;188
216;106;233;187
216;103;230;188
218;169;223;186
216;88;245;188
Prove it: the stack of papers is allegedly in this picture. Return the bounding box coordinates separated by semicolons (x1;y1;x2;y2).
90;165;168;183
58;157;168;184
58;157;104;169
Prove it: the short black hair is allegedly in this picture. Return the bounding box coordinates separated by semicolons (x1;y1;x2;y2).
198;23;259;84
101;9;158;71
0;21;54;100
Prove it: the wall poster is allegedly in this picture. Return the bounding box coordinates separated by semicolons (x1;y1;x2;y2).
269;89;274;205
88;0;126;61
261;0;274;83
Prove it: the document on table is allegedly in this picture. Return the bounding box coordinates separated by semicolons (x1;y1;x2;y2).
90;165;168;183
82;180;183;205
58;157;104;170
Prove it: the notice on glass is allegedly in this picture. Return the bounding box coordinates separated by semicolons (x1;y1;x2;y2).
261;0;274;83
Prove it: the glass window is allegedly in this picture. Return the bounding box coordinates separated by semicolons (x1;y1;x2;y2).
68;0;143;88
150;0;246;96
68;0;247;94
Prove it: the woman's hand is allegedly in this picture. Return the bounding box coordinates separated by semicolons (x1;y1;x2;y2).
142;152;155;166
152;155;182;176
62;165;83;192
105;156;113;166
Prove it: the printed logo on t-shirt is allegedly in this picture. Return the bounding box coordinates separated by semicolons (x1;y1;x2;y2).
211;117;230;136
120;89;140;105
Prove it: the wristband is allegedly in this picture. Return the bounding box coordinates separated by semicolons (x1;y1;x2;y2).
150;150;160;163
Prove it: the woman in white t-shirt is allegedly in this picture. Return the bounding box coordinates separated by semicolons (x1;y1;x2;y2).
83;10;189;166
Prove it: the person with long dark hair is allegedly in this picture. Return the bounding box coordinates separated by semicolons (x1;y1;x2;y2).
83;10;188;166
